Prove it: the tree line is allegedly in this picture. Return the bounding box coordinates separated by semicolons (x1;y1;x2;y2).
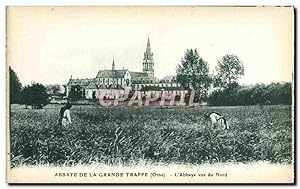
176;49;292;106
9;48;292;108
207;82;292;106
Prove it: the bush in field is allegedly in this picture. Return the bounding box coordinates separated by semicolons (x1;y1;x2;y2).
10;105;292;167
21;83;50;109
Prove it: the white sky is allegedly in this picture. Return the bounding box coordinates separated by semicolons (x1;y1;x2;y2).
7;6;294;85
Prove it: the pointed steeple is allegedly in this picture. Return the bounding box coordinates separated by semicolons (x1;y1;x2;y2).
143;37;154;77
112;59;115;70
146;36;151;53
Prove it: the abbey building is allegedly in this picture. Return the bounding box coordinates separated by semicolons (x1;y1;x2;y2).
66;37;182;99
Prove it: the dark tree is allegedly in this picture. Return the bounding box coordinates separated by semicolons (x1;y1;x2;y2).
207;82;292;106
214;54;244;89
21;85;32;108
9;67;22;104
68;85;84;100
21;83;50;109
176;49;212;101
207;82;240;106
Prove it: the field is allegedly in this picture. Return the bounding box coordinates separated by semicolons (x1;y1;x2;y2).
9;104;293;168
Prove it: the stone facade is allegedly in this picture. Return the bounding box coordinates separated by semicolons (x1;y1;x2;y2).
66;37;181;99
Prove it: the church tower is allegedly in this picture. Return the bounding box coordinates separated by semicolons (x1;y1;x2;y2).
143;37;154;77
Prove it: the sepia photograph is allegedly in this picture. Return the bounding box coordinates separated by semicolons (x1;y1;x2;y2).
6;6;294;184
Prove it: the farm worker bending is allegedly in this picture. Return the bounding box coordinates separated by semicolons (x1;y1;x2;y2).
59;103;72;126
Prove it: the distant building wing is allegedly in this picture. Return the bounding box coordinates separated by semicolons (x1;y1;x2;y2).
132;76;159;84
67;78;94;87
161;75;177;83
98;84;107;89
129;71;148;78
85;82;99;89
141;85;184;91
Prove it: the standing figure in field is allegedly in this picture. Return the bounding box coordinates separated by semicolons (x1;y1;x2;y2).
58;103;72;127
204;112;229;129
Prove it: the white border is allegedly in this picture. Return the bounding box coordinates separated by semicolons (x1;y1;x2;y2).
0;0;298;188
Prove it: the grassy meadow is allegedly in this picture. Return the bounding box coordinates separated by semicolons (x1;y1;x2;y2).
9;104;293;168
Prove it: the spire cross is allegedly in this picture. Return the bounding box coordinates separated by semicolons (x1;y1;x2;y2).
112;59;115;70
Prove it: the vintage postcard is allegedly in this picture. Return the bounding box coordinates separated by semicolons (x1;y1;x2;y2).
6;6;294;184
